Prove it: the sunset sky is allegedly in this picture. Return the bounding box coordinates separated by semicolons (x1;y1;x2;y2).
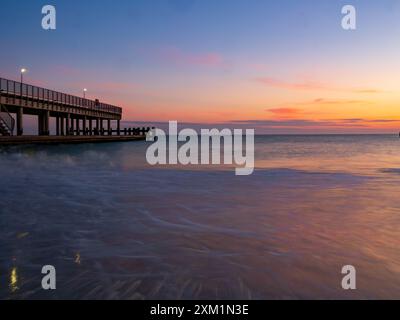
1;0;400;133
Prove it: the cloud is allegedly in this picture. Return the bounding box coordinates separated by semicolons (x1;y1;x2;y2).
231;118;400;129
312;98;368;105
255;77;326;91
335;118;400;124
353;89;382;94
231;119;353;128
336;118;365;123
255;77;382;93
265;99;371;118
267;108;303;115
122;118;400;134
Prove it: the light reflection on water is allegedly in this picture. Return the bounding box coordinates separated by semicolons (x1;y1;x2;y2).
9;267;18;293
1;135;400;299
75;253;81;265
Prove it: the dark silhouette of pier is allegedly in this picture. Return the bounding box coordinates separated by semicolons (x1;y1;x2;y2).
0;77;151;144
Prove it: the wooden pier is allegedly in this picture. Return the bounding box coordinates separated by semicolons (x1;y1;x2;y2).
0;77;152;145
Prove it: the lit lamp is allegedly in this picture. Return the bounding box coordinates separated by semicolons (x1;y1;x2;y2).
20;68;27;84
83;88;87;99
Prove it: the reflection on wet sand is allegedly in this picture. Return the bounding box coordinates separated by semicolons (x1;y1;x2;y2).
10;267;18;293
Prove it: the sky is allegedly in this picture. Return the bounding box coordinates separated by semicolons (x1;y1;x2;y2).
1;0;400;133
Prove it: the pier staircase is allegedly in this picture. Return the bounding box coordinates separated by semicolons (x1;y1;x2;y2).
0;105;15;136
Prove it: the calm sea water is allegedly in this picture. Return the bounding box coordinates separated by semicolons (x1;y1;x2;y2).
1;135;400;299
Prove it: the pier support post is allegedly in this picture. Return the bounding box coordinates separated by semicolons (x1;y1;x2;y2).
38;114;43;136
38;111;49;136
100;119;104;136
45;111;49;135
17;107;23;136
60;116;64;136
89;118;92;136
60;116;65;136
56;116;60;136
66;114;70;135
107;119;111;135
76;118;80;136
71;116;75;135
117;120;120;136
96;118;100;135
83;117;87;135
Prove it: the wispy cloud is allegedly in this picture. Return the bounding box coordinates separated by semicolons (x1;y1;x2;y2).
353;89;382;94
255;77;326;91
312;98;369;105
255;77;382;93
265;98;371;118
267;108;303;115
232;118;400;129
122;117;400;134
335;118;400;124
232;119;356;128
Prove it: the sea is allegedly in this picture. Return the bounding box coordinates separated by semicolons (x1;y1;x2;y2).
1;134;400;299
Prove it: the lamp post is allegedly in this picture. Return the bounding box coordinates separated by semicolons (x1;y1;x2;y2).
83;88;87;99
20;68;27;84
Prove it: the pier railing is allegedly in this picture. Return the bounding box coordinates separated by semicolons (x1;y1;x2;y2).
0;77;122;115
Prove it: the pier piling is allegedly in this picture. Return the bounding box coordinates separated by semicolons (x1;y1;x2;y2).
17;107;23;136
